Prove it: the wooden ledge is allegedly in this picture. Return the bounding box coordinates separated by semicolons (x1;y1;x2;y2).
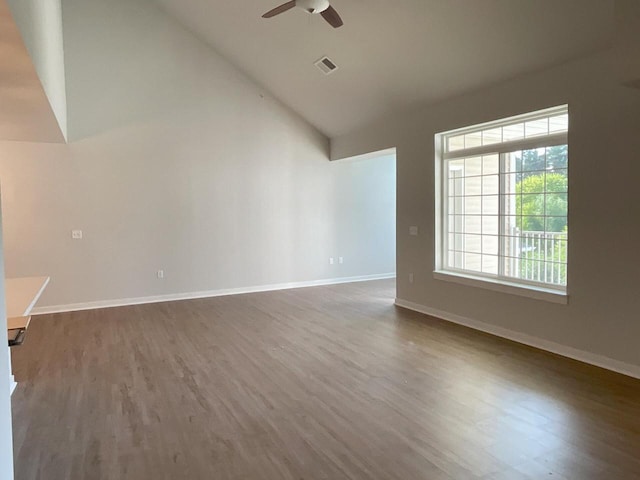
8;315;31;331
6;276;50;318
6;276;49;347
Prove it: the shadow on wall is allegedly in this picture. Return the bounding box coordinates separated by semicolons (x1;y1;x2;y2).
62;0;327;156
0;0;65;143
328;151;397;278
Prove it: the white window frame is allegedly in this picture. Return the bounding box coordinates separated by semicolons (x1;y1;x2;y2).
434;105;569;303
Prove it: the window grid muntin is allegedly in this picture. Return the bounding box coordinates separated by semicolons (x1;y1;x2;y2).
444;158;568;286
440;107;568;290
444;105;568;154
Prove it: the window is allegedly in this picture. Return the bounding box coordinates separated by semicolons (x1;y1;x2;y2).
436;106;568;296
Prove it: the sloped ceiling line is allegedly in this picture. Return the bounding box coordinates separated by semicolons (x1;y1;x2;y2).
0;0;66;143
151;0;615;138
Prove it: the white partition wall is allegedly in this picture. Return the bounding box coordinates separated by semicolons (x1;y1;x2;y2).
0;189;14;480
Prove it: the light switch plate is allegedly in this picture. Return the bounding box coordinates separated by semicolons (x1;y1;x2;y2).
409;226;419;236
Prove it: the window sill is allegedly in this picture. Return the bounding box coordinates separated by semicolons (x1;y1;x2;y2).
433;270;568;304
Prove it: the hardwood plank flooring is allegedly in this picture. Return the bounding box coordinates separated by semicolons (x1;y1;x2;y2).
11;279;640;479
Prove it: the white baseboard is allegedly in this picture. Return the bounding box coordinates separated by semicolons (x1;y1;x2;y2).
32;273;396;315
395;298;640;380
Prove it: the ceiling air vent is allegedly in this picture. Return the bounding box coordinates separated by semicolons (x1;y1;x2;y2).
314;56;338;75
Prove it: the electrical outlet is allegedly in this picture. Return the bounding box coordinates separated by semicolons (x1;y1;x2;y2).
329;257;334;265
409;226;419;236
338;257;344;264
157;270;164;279
409;273;414;284
71;230;83;239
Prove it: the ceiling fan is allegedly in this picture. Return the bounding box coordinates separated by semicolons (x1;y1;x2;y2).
262;0;344;28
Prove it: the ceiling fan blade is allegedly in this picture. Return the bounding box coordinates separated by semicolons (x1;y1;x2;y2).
321;5;343;28
262;0;296;18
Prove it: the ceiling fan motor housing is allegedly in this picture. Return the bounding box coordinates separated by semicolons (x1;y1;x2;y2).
296;0;330;14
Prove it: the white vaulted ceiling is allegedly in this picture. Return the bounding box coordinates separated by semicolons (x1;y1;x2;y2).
151;0;615;137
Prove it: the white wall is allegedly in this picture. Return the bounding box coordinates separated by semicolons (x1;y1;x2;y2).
331;49;640;373
6;0;67;139
0;191;13;480
0;0;395;309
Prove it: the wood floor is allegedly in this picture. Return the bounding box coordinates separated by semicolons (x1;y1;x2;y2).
11;279;640;480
